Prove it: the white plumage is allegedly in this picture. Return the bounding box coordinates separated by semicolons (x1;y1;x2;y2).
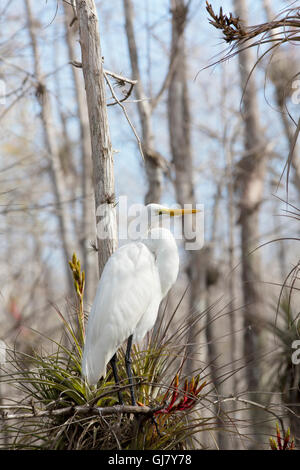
81;204;197;390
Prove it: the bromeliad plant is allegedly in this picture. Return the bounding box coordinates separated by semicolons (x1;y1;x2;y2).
68;252;85;346
269;423;295;450
156;374;207;415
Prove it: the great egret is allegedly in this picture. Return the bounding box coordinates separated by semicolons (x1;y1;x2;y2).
82;203;198;405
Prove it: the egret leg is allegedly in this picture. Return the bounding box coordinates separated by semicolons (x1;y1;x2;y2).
125;334;136;406
110;353;123;405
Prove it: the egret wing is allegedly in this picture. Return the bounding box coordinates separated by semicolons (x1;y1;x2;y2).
82;242;161;385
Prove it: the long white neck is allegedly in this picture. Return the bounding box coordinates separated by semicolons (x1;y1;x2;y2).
142;227;179;297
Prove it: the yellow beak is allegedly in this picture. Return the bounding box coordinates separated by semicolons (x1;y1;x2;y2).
159;208;200;217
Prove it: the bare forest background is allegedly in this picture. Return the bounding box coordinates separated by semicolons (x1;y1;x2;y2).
0;0;299;450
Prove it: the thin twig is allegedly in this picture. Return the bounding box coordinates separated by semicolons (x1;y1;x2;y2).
104;72;144;160
70;61;137;85
70;60;138;107
100;413;122;450
217;395;286;435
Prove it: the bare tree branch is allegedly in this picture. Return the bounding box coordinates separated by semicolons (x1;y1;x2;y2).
104;72;144;160
0;404;160;420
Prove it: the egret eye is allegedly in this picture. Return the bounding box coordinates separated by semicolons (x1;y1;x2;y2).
158;210;163;216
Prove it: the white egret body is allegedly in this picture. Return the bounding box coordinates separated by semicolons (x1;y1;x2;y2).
82;204;198;397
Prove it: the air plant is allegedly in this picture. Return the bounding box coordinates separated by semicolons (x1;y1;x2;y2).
68;252;85;346
206;2;300;48
269;423;295;450
156;374;207;415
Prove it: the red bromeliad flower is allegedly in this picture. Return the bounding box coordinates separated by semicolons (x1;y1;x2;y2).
269;423;295;450
155;374;207;415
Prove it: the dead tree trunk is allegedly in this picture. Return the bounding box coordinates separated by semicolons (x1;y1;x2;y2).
123;0;165;204
63;3;95;300
24;0;74;293
233;0;267;417
167;0;207;377
75;0;117;277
